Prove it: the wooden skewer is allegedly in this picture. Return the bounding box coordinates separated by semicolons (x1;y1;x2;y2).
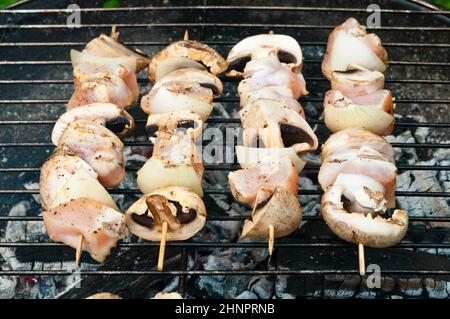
157;221;168;271
358;243;366;276
111;25;116;37
75;234;83;266
184;30;189;41
268;30;274;35
268;224;275;257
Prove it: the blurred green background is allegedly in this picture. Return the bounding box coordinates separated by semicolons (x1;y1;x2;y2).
0;0;449;11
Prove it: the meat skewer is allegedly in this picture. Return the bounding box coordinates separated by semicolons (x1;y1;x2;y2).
40;27;147;264
130;31;226;270
226;32;318;256
320;18;406;276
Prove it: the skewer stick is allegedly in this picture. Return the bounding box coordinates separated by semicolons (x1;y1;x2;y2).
268;30;274;35
358;243;366;276
184;30;189;41
111;25;116;37
157;221;168;271
268;225;275;257
75;234;83;266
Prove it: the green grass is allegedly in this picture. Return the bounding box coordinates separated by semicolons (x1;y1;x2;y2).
0;0;21;9
103;0;120;8
431;0;450;9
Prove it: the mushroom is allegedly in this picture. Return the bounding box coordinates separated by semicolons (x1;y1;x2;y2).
39;147;97;211
330;64;385;97
84;33;151;72
148;40;228;83
318;146;397;208
52;103;135;145
238;57;308;103
226;33;303;77
68;50;139;110
43;198;126;263
323;89;395;135
153;292;183;299
58;120;125;188
86;292;122;299
228;155;298;207
145;110;204;141
321;183;408;248
241;186;302;238
240;86;305;116
125;186;206;241
137;132;204;196
322;18;388;79
156;68;223;97
140;81;213;121
239;98;318;154
322;127;395;164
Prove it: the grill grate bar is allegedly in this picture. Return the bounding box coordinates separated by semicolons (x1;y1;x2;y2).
1;119;448;128
0;189;447;197
1;41;449;48
2;78;449;84
1;60;449;67
0;164;448;173
0;142;447;148
1;216;448;222
1;269;449;276
1;6;449;14
0;242;448;249
2;98;448;104
1;23;449;31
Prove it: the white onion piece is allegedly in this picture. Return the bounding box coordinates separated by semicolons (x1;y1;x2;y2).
51;168;119;210
329;31;386;73
154;57;206;82
235;146;306;173
145;86;213;121
137;157;203;197
70;49;136;73
324;103;393;135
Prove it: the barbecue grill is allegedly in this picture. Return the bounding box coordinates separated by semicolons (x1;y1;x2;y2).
0;0;449;299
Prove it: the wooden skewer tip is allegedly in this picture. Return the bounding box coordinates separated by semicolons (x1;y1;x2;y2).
157;221;168;271
358;243;366;276
268;225;275;257
75;234;83;266
184;30;189;41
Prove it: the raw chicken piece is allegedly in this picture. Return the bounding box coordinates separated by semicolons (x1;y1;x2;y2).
68;50;139;110
43;198;126;263
228;155;298;207
322;127;395;163
330;65;384;97
238;57;308;104
58;120;125;188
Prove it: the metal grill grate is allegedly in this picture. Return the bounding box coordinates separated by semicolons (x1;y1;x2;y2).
0;0;449;298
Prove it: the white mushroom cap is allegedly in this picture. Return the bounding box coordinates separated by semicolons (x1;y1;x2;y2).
158;68;223;97
52;103;134;145
241;186;302;238
145;110;204;141
125;187;206;241
321;184;408;248
227;34;303;77
239;98;318;154
148;40;228;83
